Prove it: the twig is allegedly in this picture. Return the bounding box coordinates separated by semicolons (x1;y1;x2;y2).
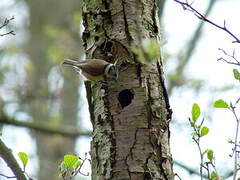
217;58;240;66
0;139;27;180
173;0;240;43
0;30;15;37
174;173;183;180
217;48;240;65
0;17;14;29
0;173;16;179
0;17;15;37
229;103;240;180
71;153;90;177
189;118;204;180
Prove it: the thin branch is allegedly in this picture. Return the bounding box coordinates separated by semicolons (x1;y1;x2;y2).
0;30;15;37
0;174;16;179
0;17;15;37
217;57;240;66
173;0;240;43
174;173;183;180
229;103;240;180
0;139;27;180
174;160;208;179
0;114;91;138
0;17;14;29
217;48;240;65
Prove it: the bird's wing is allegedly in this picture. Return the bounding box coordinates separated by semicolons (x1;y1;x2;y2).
79;59;108;76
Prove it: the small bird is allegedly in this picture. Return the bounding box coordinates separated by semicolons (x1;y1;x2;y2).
61;59;118;82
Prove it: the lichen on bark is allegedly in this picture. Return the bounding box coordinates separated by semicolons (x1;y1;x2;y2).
82;0;173;179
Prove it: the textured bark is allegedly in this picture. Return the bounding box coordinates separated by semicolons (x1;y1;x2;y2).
82;0;173;179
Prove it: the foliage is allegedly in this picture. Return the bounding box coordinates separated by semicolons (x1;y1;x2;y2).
213;99;229;108
18;152;29;171
132;38;161;62
59;153;89;180
233;69;240;80
190;103;220;180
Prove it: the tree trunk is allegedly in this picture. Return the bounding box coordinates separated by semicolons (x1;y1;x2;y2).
24;0;81;179
82;0;173;179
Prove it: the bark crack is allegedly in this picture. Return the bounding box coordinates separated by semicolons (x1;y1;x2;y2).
124;155;132;180
121;0;132;41
124;127;140;179
136;62;142;86
146;77;153;129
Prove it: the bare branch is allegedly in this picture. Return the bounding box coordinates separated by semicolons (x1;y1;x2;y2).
0;17;14;29
0;139;27;180
0;16;15;37
173;0;240;43
0;173;16;179
0;30;16;37
229;103;240;180
217;48;240;65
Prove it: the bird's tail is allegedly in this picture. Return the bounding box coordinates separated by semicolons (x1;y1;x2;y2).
61;59;80;66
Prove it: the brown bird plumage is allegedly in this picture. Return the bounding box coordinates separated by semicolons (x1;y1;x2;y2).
61;59;117;81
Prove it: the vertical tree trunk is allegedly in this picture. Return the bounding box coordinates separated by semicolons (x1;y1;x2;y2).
82;0;173;179
24;0;81;179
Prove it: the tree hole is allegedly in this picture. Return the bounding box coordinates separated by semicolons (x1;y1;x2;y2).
118;89;134;108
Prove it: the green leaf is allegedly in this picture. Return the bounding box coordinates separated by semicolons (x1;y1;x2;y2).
18;152;29;170
227;138;233;143
210;171;218;180
233;69;240;80
200;126;209;137
0;131;2;136
213;99;229;108
202;149;208;156
191;103;200;122
63;155;78;168
207;149;214;161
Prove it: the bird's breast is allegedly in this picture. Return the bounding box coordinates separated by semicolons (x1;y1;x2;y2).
81;71;104;81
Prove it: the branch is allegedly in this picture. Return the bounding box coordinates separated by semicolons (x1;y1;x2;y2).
0;30;15;37
174;159;234;179
0;17;15;37
173;0;240;43
173;160;208;179
0;138;27;180
217;48;240;65
0;114;91;138
168;0;217;93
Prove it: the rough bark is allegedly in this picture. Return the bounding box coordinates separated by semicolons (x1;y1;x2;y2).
82;0;173;179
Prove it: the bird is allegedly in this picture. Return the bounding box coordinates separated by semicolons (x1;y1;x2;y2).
61;59;118;82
